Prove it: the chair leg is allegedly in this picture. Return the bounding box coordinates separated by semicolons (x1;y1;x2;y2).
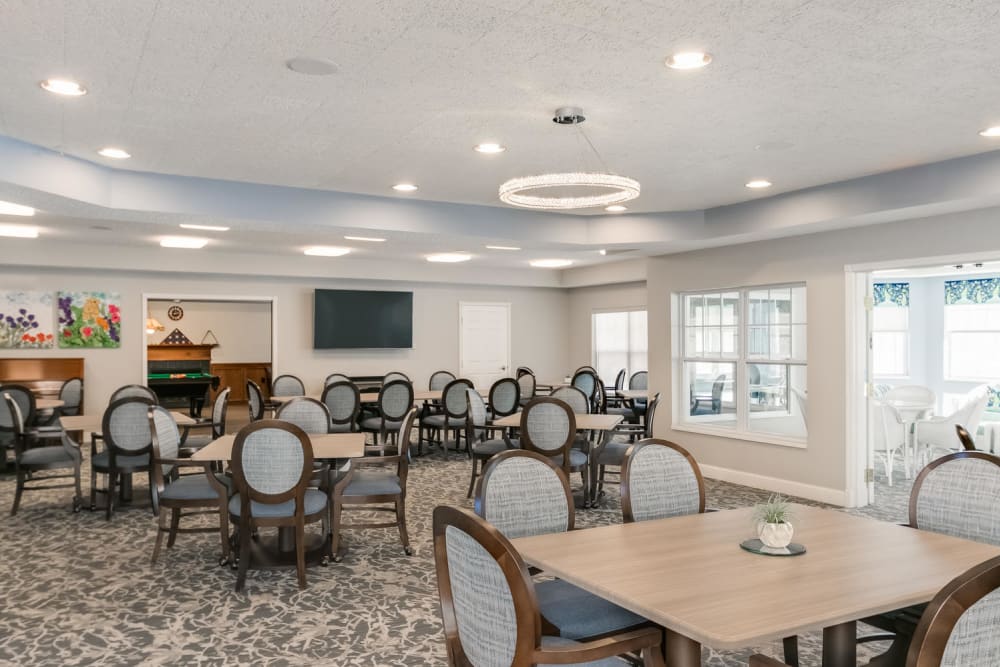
218;503;231;565
72;462;82;511
105;471;116;521
90;465;98;511
167;508;181;548
236;519;252;592
331;497;344;562
152;507;168;563
295;519;307;589
396;498;412;556
11;469;25;516
467;458;478;498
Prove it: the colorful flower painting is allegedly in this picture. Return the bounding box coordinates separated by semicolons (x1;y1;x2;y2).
57;291;122;348
0;292;55;348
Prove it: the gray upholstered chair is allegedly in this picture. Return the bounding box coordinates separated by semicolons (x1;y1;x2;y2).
519;398;589;499
909;451;1000;544
360;379;413;454
517;372;536;407
4;392;82;515
148;405;230;564
434;505;664;664
594;393;661;504
229;420;329;591
627;370;648;420
419;378;472;458
324;372;350;387
90;396;156;520
276;397;331;434
321;381;360;433
620;439;706;523
332;408;416;560
36;377;84;426
571;369;599;412
429;370;456;390
110;384;158;404
488;377;520;420
179;387;230;455
465;388;515;497
271;374;305;397
605;368;627;407
383;371;410;384
551;386;589;415
0;384;35;467
246;379;277;421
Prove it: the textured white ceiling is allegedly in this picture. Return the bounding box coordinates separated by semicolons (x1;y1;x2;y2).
1;0;999;215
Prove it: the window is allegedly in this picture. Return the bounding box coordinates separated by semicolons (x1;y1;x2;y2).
679;285;807;443
592;310;647;384
944;278;1000;381
871;282;909;378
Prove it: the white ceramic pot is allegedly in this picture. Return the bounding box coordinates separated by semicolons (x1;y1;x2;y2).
758;521;794;549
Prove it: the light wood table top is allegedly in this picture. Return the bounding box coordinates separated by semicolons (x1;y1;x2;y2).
60;411;196;436
615;389;650;400
36;398;65;410
492;412;623;431
191;432;366;461
283;389;489;405
510;505;1000;650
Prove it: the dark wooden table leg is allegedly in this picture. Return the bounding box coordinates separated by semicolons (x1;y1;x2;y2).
277;526;295;553
119;472;133;502
823;621;857;667
664;628;701;667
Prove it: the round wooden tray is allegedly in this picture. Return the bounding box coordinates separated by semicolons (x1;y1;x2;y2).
740;538;807;557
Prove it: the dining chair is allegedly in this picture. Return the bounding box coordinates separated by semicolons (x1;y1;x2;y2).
331;408;416;561
178;387;230;455
110;384;158;404
321;380;360;433
574;365;598;375
4;393;82;515
605;368;627;408
750;555;1000;667
36;377;85;426
91;396;156;520
324;372;350;387
246;379;277;422
148;405;230;565
418;378;472;458
915;384;990;463
271;374;305;397
229;420;329;591
519;398;589;498
428;370;456;391
487;377;520;421
383;371;410;384
276;397;331;434
594;393;661;502
570;369;598;410
360;379;413;454
620;439;706;523
628;370;649;420
515;366;534;378
517;372;537;407
433;505;665;666
873;399;906;486
551;386;589;415
690;374;726;415
884;385;936;411
0;384;35;468
465;388;515;498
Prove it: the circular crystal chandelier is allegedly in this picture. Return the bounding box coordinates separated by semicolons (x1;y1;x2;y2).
498;172;640;210
498;107;640;210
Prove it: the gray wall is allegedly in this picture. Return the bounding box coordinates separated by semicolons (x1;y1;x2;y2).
566;282;647;374
148;299;272;363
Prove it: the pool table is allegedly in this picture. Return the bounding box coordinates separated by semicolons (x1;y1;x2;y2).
147;372;219;417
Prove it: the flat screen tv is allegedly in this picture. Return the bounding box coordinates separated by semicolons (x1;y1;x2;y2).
313;289;413;349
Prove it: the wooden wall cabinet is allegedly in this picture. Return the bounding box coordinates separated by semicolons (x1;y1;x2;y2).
210;363;272;403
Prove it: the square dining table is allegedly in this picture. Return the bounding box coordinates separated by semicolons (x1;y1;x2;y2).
510;504;1000;667
190;432;365;461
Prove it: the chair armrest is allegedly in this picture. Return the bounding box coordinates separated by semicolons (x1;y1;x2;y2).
749;655;789;667
532;626;662;665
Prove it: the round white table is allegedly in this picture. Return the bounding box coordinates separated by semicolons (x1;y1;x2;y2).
886;400;934;478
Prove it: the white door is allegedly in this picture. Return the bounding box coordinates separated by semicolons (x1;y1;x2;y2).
459;302;511;389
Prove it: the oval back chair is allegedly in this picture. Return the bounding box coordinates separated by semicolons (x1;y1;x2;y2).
321;381;360;433
276;397;331;434
271;374;305;397
621;439;706;523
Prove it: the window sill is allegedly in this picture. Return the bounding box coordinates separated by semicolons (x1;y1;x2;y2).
670;422;808;449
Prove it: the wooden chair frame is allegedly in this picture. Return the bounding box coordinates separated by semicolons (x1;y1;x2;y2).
320;380;361;432
593;393;661;501
474;449;575;532
487;377;521;420
519;398;577;476
908;450;1000;529
418;378;472;457
270;373;305;397
465;390;517;498
179;386;230;454
361;379;414;454
433;505;665;667
246;379;277;421
110;384;158;404
620;438;706;523
91;396;156;520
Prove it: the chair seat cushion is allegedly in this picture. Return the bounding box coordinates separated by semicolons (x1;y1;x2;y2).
472;439;509;457
343;469;402;496
604;406;634;418
359;416;403;431
539;636;628;666
420;414;464;428
161;474;226;501
92;450;150;470
597;441;631;466
329;422;355;433
19;445;75;467
536;579;647;641
552;449;588;468
228;488;327;518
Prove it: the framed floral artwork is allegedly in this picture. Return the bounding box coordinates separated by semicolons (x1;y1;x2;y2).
58;291;122;348
0;291;55;348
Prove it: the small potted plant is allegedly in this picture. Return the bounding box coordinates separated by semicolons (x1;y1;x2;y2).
753;494;795;549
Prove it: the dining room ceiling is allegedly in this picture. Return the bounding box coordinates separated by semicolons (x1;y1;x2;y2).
1;0;998;215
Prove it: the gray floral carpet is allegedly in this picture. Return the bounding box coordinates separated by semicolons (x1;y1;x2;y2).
0;432;911;667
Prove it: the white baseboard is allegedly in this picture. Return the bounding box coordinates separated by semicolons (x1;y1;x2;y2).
699;464;849;507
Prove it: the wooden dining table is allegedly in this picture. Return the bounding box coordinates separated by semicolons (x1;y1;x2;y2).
510;504;1000;667
35;397;65;411
190;432;366;461
615;389;651;400
278;388;489;405
60;411;196;436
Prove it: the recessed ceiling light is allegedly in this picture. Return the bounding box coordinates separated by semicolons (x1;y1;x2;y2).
40;78;87;96
599;249;607;255
344;235;386;242
286;57;338;76
605;205;628;212
485;245;521;251
160;237;208;249
745;179;773;189
0;201;36;217
392;183;419;192
530;259;573;268
0;224;39;238
474;143;507;154
427;252;471;263
979;126;1000;137
665;51;712;70
97;147;130;159
304;246;351;257
179;223;230;231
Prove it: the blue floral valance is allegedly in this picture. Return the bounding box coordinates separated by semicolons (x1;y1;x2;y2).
873;282;909;307
945;278;1000;305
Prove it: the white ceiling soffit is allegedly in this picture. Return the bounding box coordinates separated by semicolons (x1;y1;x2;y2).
1;0;1000;216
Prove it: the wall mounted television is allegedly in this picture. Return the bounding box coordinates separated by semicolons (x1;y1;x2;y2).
313;289;413;349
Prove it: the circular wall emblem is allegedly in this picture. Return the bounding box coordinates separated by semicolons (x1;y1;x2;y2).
167;305;184;321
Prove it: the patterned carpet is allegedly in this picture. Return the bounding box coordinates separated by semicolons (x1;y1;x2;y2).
0;426;911;667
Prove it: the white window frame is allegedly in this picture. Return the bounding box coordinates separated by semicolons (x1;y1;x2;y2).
591;307;647;383
673;283;808;449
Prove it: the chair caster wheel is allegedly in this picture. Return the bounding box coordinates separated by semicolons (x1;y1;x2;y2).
320;556;330;567
333;554;343;563
72;498;82;513
89;504;97;511
404;546;414;556
218;556;229;567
